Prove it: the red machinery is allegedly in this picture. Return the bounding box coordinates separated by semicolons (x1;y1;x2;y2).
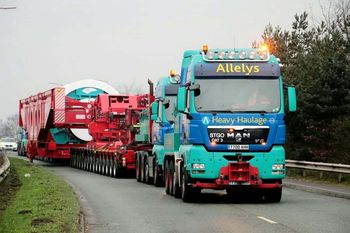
19;87;90;161
70;92;154;176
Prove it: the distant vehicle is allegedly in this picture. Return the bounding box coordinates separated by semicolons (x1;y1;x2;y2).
0;137;18;151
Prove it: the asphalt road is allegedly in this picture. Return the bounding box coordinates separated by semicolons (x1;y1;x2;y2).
10;154;350;233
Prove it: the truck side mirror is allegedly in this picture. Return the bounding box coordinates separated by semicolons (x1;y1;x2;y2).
151;102;158;121
177;87;186;112
189;84;200;96
287;87;297;112
163;99;170;109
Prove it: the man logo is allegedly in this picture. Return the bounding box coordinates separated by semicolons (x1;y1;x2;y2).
202;116;210;125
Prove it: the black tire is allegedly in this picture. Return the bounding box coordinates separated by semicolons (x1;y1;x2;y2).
169;161;174;196
140;154;146;183
173;163;181;198
264;187;282;203
105;157;111;176
97;157;102;174
70;150;74;167
145;157;153;184
181;166;198;202
115;160;124;178
136;152;141;182
153;159;163;187
165;160;170;195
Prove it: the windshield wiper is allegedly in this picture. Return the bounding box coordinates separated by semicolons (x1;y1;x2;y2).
230;110;267;114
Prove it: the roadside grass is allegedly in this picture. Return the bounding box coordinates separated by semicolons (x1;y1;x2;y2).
286;168;350;188
0;157;80;233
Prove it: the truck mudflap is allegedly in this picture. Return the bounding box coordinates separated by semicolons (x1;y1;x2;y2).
192;162;281;189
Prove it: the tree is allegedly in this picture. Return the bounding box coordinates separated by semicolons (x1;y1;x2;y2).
260;1;350;163
0;114;19;138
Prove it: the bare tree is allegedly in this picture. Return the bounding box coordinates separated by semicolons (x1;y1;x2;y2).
0;114;19;138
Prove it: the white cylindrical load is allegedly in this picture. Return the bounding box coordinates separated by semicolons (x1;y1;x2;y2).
63;79;118;142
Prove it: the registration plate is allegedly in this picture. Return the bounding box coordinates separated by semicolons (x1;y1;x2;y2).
227;145;249;150
229;181;250;185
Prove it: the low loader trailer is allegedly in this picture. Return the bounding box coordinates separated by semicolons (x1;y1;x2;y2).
18;79;118;162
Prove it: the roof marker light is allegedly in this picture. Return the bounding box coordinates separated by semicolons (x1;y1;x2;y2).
228;51;235;59
218;51;226;59
207;51;215;59
249;51;257;60
170;69;176;77
238;51;246;59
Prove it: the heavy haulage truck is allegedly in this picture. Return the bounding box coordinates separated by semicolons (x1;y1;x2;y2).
137;45;297;202
19;45;297;203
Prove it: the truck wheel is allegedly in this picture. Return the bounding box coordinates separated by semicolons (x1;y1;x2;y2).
136;152;141;182
165;160;170;194
264;187;282;203
169;161;174;196
181;166;198;202
153;160;163;187
145;159;153;184
172;162;181;198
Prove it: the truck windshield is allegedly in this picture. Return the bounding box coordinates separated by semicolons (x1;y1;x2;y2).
195;78;281;113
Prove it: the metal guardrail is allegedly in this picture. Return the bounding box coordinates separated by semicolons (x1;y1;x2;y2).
286;159;350;182
0;151;11;183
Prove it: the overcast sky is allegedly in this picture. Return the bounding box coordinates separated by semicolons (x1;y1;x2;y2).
0;0;330;119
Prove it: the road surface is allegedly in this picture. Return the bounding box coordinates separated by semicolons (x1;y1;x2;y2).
11;154;350;233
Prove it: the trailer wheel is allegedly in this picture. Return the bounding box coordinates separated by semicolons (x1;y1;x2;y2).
153;159;163;187
105;157;110;176
89;155;93;172
136;152;141;182
70;150;74;167
77;153;81;169
82;153;87;170
140;154;146;183
97;157;101;174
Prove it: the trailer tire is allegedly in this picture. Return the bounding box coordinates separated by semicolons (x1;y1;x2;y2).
105;157;110;176
140;154;146;183
97;156;101;174
136;152;141;182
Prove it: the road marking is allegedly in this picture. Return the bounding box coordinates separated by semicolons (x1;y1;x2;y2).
257;216;278;224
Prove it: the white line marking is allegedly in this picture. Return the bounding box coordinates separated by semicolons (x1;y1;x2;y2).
257;216;278;224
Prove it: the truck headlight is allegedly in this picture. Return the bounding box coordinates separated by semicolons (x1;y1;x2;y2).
272;164;284;170
192;163;205;169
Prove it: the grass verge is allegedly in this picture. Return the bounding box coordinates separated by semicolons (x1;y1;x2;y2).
0;157;80;233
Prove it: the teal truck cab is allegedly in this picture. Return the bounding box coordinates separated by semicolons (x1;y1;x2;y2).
136;75;180;186
156;45;297;202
